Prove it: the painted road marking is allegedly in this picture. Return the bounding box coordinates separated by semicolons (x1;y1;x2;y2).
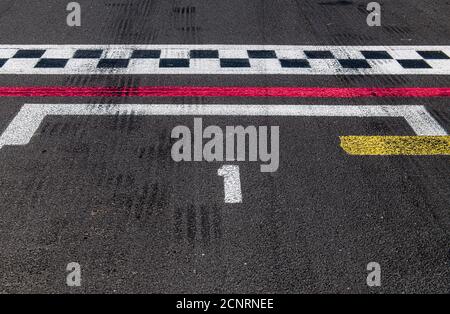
0;86;449;98
0;104;446;151
218;165;242;204
0;45;449;74
340;136;450;155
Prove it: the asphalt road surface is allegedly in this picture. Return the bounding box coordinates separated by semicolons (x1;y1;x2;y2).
0;0;449;294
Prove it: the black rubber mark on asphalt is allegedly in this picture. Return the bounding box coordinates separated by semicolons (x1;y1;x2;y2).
35;59;69;68
279;59;311;68
319;0;353;5
190;50;219;58
384;25;411;35
159;59;190;67
177;26;201;32
172;6;196;14
97;59;130;68
131;50;161;58
220;58;251;67
397;59;432;69
174;203;222;245
73;49;103;58
186;203;196;242
13;50;46;58
247;50;277;58
304;50;334;59
360;51;393;59
0;59;7;67
417;51;449;60
339;59;371;68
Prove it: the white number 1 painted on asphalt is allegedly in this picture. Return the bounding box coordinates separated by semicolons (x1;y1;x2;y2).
218;165;242;203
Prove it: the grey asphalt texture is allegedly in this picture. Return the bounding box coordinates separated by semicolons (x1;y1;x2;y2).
0;0;449;293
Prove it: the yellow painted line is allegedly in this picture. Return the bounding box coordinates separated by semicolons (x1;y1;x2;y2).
340;136;450;155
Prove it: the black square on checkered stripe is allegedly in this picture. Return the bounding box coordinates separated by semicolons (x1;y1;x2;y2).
417;51;449;60
159;59;190;67
35;59;69;68
13;49;46;58
361;51;393;59
397;59;431;69
248;50;277;58
220;59;250;68
190;50;219;58
131;50;161;58
97;59;129;68
0;59;7;68
74;49;103;58
280;59;310;68
339;59;371;69
304;50;334;59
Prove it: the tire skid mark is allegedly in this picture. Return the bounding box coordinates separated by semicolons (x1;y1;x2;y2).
319;1;354;6
132;126;173;161
102;0;161;41
171;1;200;38
384;25;411;36
39;119;90;143
173;202;223;247
96;170;171;225
332;33;375;44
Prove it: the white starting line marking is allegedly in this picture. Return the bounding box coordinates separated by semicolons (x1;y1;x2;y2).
0;45;449;74
0;104;446;150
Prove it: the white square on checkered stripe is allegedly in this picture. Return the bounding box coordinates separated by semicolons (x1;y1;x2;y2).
189;59;221;72
218;49;249;59
0;48;18;58
160;48;190;59
41;48;77;59
102;48;134;59
387;47;422;59
365;59;405;74
64;59;100;73
0;59;39;73
425;60;450;74
127;59;160;74
307;59;342;74
275;49;306;59
249;59;283;73
330;47;365;59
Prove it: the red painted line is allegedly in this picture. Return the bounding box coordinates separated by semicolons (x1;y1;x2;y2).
0;86;449;98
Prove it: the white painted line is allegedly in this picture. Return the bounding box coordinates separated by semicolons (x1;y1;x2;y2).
218;165;242;203
0;104;446;150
